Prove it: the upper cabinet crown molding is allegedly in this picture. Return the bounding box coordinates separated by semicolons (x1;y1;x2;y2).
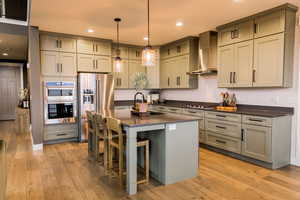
217;3;298;88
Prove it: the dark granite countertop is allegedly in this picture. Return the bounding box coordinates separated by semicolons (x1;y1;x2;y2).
101;109;200;127
114;100;294;118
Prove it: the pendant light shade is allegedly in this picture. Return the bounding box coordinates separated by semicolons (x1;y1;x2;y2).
142;0;156;67
114;18;122;72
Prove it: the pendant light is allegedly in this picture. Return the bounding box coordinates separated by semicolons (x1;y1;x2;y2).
142;0;156;66
114;18;122;72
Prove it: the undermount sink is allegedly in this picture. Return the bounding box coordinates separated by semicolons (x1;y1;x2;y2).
149;111;164;115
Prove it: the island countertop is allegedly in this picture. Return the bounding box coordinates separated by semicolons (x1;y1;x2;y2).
101;108;201;127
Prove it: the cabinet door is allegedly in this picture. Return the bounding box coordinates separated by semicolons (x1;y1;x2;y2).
254;10;285;38
94;55;112;73
94;41;111;56
113;59;129;89
77;54;95;72
160;59;169;88
60;38;77;53
175;55;189;88
112;47;128;58
40;35;60;51
168;57;178;88
234;40;253;87
218;26;236;46
253;33;284;87
217;45;235;87
59;53;77;76
128;60;146;88
146;59;160;89
242;124;272;162
235;20;254;43
174;41;190;56
77;39;94;54
41;51;60;76
128;48;142;60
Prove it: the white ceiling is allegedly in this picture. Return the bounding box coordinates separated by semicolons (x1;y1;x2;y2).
31;0;300;46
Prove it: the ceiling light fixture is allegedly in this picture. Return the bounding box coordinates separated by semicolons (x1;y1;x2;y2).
176;21;183;27
114;18;122;73
143;37;149;41
141;0;156;67
87;29;94;33
2;53;8;56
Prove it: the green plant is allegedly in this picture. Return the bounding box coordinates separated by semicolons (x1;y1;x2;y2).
132;72;149;91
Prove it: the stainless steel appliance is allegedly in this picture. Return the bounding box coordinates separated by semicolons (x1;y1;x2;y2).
44;81;77;125
78;73;114;142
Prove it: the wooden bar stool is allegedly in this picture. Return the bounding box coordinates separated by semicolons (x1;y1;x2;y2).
94;113;109;170
106;117;149;186
86;111;97;161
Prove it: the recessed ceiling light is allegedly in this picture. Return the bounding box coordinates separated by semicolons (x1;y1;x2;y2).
233;0;243;3
176;21;183;27
143;37;149;41
2;53;8;56
87;29;94;33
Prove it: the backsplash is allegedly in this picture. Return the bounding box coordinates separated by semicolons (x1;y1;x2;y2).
114;90;149;101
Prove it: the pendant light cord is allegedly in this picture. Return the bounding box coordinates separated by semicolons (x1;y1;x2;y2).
147;0;150;46
117;21;120;50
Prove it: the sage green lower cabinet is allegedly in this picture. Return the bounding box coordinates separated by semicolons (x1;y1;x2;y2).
44;124;78;143
206;131;242;154
241;124;272;162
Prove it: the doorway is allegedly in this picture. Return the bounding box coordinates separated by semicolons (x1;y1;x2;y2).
0;65;21;120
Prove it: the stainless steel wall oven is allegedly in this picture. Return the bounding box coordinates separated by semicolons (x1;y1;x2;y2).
44;81;77;124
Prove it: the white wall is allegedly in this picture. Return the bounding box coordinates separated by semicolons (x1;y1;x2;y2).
161;23;300;166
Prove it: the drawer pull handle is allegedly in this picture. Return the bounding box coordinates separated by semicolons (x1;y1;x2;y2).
216;125;226;130
216;115;226;118
216;140;226;144
188;111;197;114
248;118;263;122
57;133;67;136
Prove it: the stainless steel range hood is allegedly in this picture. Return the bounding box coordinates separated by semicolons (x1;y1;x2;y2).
188;31;218;76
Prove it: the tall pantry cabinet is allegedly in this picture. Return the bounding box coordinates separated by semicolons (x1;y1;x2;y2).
217;4;298;88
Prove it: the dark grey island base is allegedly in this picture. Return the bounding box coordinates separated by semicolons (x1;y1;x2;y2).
101;109;200;195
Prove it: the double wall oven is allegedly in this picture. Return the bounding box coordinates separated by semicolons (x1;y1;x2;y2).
44;81;77;124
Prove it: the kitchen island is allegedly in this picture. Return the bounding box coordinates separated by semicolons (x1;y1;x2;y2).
102;108;200;195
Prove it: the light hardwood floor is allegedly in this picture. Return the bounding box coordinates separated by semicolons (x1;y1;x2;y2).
1;120;300;200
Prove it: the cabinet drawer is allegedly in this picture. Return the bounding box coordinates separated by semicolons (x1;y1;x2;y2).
44;124;78;133
199;131;206;144
205;118;241;138
182;109;204;118
206;132;241;154
242;115;272;127
44;130;78;141
165;107;182;114
205;111;241;123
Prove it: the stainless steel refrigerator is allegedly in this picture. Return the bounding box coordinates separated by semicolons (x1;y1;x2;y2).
78;73;114;142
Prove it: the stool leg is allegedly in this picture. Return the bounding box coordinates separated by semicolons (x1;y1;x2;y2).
145;142;149;184
109;144;113;175
119;146;124;186
104;139;108;174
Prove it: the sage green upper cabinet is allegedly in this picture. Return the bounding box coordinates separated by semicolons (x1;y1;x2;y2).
94;55;112;73
254;10;285;38
217;4;297;88
217;45;235;87
41;51;76;77
128;48;142;60
40;35;77;53
253;33;284;87
77;39;112;56
160;37;198;89
113;59;129;89
234;40;253;87
112;46;129;58
218;20;254;47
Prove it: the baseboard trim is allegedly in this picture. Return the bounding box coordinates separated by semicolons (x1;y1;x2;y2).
32;143;43;151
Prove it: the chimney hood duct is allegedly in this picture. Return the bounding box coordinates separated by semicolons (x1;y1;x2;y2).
188;31;218;75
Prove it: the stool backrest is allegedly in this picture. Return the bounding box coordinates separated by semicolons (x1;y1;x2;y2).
106;117;122;138
86;111;95;134
94;113;106;138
